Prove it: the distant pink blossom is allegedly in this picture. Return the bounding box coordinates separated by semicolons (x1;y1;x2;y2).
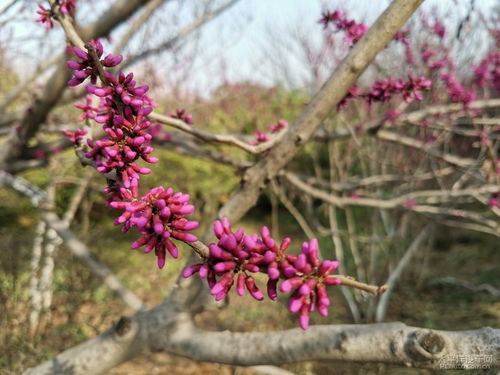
36;4;53;29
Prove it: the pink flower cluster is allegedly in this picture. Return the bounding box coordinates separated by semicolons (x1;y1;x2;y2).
319;9;368;45
475;52;500;93
270;119;288;133
111;187;198;268
84;108;157;186
59;0;76;15
62;128;87;144
36;4;53;29
252;119;288;145
439;73;475;105
169;108;194;125
338;74;432;110
183;218;341;330
64;40;198;267
253;130;269;144
367;74;432;103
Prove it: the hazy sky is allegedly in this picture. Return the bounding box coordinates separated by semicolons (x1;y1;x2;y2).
1;0;498;96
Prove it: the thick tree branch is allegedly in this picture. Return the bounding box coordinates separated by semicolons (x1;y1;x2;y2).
161;323;500;369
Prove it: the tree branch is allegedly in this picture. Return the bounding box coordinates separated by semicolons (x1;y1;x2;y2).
160;322;500;369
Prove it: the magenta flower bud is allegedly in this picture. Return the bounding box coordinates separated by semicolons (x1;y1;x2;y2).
73;70;89;79
319;260;339;276
109;201;127;209
131;215;147;228
155;199;166;209
299;279;316;296
280;277;304;293
283;266;298;278
220;234;237;251
299;305;310;330
245;276;264;301
131;235;149;249
244;264;259;273
122;94;132;105
144;236;158;253
280;237;292;251
153;215;164;235
172;219;199;231
199;264;209;278
68;78;83;87
211;272;233;295
126;200;147;212
243;235;257;250
307;238;320;267
214;261;236;273
67;60;83;70
236;273;246;296
267;279;278;300
214;291;227;301
94;88;110;97
268;265;280;280
263;250;276;263
136;166;151;175
234;228;244;242
102;54;123;67
317;304;328;317
72;47;88;60
156;251;166;269
125;150;137;160
116;211;131;224
142;155;159;163
171;231;197;242
316;285;330;307
160;207;171;218
295;253;307;271
131;99;143;107
164;238;178;258
133;85;149;96
174;204;195;215
182;264;202;278
235;250;249;260
324;277;342;285
209;244;233;261
221;217;231;233
288;293;304;313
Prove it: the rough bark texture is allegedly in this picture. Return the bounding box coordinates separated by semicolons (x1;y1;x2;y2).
25;322;500;373
163;323;500;369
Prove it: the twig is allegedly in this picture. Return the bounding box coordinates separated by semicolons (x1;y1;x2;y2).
149;112;286;154
375;225;431;322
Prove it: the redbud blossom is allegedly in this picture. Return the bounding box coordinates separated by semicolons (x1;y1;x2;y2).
112;186;198;269
62;128;88;144
36;4;53;29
